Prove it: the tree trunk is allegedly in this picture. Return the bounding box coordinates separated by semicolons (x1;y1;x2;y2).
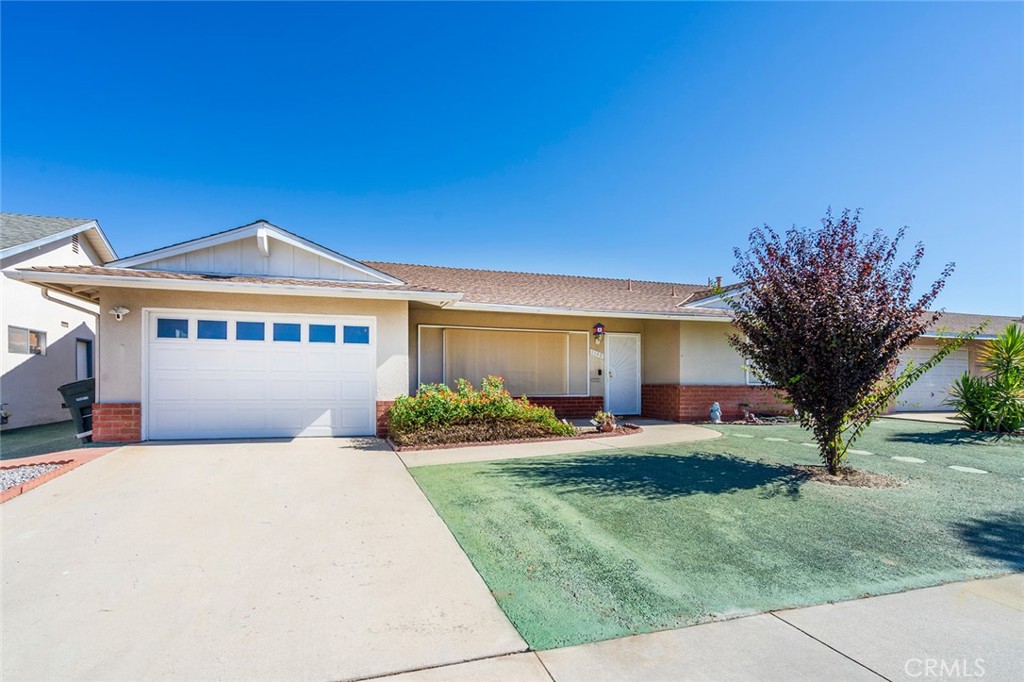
824;441;841;476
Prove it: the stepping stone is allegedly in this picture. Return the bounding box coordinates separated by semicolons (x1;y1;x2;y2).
891;456;926;464
949;465;988;474
848;449;873;455
764;437;788;442
732;433;755;438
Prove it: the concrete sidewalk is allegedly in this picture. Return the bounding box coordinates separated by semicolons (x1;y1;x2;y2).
398;419;721;467
383;572;1024;681
884;411;959;425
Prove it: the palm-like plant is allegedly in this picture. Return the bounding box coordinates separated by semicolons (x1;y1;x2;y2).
947;324;1024;433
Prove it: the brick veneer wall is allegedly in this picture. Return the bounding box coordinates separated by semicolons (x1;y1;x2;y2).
92;403;142;442
527;396;605;419
641;384;790;422
376;400;394;437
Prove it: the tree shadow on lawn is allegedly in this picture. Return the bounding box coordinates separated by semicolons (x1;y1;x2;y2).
490;451;807;501
952;511;1024;570
883;428;1017;447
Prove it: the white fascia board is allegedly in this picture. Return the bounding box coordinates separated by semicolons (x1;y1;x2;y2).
5;269;461;304
108;223;259;267
683;285;748;309
921;331;997;340
108;222;404;285
448;301;734;322
0;221;115;263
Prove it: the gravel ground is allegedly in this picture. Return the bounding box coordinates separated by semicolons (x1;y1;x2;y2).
1;463;64;492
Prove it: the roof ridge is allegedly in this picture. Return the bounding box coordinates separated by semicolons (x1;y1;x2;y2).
365;260;706;288
0;212;95;223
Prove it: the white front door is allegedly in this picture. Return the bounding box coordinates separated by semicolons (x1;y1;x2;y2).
145;310;376;439
605;333;641;415
896;347;969;411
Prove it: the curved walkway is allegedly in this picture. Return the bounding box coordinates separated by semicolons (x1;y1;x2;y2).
397;420;721;468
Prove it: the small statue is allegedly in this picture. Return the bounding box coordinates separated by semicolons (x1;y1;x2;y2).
709;402;722;424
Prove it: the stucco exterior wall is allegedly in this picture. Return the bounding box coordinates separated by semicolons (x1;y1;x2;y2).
95;288;409;403
1;238;100;429
641;320;681;384
679;320;747;385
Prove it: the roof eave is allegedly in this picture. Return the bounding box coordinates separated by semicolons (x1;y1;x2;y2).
448;300;734;321
0;221;117;263
108;221;403;285
5;270;462;305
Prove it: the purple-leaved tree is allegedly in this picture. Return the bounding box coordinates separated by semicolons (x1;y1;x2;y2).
728;208;976;476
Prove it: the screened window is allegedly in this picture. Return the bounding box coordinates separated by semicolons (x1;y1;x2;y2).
309;324;336;343
236;321;265;341
273;323;301;342
156;318;189;339
442;328;588;396
343;325;370;344
197;320;228;340
8;326;46;355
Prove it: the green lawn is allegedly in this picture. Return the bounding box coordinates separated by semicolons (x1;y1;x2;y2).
410;419;1024;650
0;420;82;460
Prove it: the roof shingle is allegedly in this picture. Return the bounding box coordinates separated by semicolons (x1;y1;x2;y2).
0;213;94;251
365;261;720;315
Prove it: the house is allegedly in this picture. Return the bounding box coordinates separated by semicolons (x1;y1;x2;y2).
0;213;117;430
6;219;1019;441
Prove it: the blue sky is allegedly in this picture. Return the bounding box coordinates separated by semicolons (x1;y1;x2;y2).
2;2;1021;315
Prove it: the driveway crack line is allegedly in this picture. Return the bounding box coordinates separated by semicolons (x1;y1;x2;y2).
770;611;892;681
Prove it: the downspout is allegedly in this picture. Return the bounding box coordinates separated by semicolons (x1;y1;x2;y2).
41;288;101;402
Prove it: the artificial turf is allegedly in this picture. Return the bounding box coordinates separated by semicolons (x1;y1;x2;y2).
410;418;1024;650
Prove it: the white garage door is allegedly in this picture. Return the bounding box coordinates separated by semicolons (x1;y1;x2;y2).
145;311;376;439
896;347;969;411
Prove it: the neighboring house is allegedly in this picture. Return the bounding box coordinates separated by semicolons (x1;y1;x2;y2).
0;213;117;430
7;219;1020;441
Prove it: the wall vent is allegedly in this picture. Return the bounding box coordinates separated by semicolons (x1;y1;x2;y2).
72;233;80;254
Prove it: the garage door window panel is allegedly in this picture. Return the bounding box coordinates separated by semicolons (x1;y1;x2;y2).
343;325;370;344
273;323;301;342
157;318;189;339
309;324;336;343
236;321;266;341
197;320;228;340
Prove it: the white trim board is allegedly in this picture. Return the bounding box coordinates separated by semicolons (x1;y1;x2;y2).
109;220;403;285
6;269;462;304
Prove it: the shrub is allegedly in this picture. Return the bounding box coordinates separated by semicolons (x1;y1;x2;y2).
947;324;1024;433
387;376;577;445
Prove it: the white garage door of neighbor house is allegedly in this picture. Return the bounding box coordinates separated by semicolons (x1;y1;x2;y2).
146;311;376;439
896;347;969;412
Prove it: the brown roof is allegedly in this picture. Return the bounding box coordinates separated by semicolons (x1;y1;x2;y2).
19;265;455;294
19;264;1019;329
365;261;725;315
927;312;1023;336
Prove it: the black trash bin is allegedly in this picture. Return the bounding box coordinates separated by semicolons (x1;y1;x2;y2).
57;378;95;443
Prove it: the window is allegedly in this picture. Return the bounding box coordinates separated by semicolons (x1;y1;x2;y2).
745;367;769;386
440;328;588;396
8;326;46;355
343;325;370;344
156;318;189;339
236;321;265;341
309;324;336;343
197;320;228;340
273;323;301;342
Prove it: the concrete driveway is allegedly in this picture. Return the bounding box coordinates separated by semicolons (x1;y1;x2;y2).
2;438;526;681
